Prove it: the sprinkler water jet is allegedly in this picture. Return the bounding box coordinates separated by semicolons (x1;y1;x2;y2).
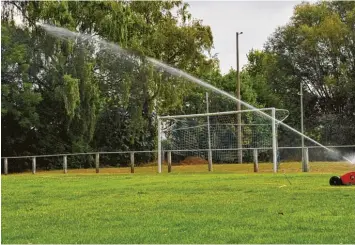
37;22;354;166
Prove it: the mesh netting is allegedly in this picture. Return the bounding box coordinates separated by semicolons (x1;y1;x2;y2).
160;109;289;163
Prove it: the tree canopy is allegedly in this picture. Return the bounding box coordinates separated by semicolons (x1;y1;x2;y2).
1;1;218;167
245;1;355;146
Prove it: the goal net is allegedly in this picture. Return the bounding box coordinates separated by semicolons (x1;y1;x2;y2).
157;108;289;172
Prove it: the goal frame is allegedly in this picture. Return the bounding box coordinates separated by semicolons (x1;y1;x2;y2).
157;107;279;173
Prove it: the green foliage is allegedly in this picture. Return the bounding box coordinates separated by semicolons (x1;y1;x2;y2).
56;74;80;119
1;23;43;156
1;1;219;168
245;1;355;146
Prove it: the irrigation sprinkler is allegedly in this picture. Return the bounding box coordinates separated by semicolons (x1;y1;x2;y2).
329;172;355;186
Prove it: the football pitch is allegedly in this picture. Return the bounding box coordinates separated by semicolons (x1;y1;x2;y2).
2;163;355;244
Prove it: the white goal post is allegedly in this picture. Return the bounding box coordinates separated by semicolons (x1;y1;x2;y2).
157;108;289;173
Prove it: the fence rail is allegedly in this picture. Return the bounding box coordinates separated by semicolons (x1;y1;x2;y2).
2;145;354;175
0;150;156;159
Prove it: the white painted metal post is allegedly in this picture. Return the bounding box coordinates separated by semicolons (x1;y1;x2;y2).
236;32;243;165
63;155;67;174
253;149;259;173
272;108;277;173
95;153;99;173
167;151;172;173
32;157;36;174
4;158;8;175
302;148;309;172
206;92;213;172
130;152;135;173
157;117;162;173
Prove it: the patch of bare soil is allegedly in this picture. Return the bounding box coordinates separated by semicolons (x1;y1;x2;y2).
180;156;208;165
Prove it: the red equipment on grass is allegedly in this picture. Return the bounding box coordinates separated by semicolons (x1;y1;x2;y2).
329;172;355;186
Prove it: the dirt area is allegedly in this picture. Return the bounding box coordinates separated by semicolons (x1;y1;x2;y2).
180;156;208;165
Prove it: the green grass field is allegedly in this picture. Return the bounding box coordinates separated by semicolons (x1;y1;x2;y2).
2;163;355;244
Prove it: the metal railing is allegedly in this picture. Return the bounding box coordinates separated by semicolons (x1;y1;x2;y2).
1;145;354;175
1;150;156;175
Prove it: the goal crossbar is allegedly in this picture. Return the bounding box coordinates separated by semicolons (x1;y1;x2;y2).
158;107;279;120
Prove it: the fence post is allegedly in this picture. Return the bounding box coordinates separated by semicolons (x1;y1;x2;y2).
167;151;172;173
95;153;100;173
130;152;135;173
63;155;67;174
302;148;309;172
4;158;8;175
253;149;259;173
32;157;36;174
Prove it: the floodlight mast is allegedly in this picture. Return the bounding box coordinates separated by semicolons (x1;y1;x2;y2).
236;31;243;164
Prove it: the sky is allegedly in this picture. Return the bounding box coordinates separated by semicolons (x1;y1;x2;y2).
187;1;303;74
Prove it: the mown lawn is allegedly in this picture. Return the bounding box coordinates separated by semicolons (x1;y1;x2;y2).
2;163;355;244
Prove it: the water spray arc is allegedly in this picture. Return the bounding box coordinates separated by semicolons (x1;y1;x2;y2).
146;58;352;164
37;23;353;165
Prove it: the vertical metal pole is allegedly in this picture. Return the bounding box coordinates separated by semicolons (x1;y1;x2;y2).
162;151;165;164
272;108;277;173
253;149;259;173
300;81;305;171
236;32;243;164
276;124;280;167
130;152;135;174
4;158;8;175
302;148;309;172
167;151;172;173
157;117;162;173
95;153;99;173
206;92;213;172
32;157;36;174
63;155;67;174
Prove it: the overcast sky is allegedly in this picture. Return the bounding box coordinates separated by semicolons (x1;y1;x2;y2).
187;1;303;74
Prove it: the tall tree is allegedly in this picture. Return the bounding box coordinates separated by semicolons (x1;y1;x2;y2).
245;1;355;146
1;1;219;168
1;23;42;156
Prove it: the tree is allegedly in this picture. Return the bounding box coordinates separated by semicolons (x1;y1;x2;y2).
1;1;219;169
1;23;42;157
245;1;355;146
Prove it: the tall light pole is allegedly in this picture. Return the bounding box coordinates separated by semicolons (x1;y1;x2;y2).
236;31;243;164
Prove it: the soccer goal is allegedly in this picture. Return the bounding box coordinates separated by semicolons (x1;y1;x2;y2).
157;108;289;173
